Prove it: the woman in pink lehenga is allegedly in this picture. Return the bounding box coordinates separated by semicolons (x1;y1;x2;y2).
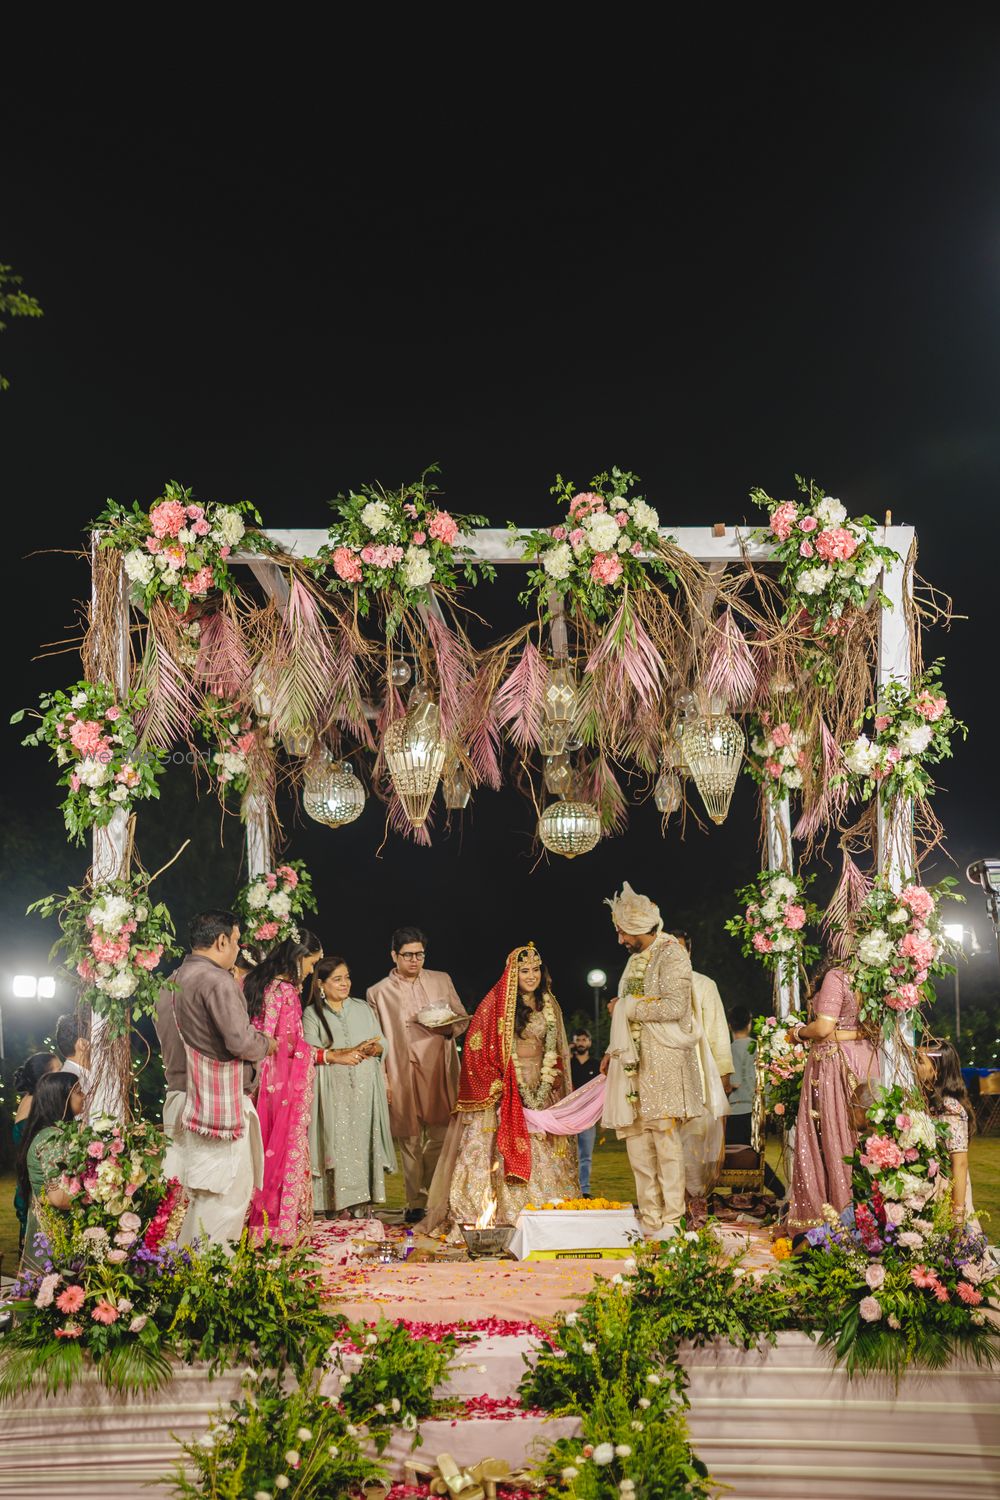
245;931;323;1244
788;962;882;1231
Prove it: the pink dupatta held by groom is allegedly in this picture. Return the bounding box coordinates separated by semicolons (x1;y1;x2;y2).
247;978;314;1243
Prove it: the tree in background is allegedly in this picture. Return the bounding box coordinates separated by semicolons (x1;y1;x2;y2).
0;263;43;390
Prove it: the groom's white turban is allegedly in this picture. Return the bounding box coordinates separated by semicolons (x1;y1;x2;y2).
606;881;663;935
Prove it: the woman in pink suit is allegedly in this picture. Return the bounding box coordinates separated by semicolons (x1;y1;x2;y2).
245;931;323;1243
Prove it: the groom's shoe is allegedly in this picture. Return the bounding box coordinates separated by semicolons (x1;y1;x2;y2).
404;1209;424;1224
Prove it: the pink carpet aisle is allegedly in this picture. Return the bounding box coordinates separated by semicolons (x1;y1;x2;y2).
1;1218;998;1498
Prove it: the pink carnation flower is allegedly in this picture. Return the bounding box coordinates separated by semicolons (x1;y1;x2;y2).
904;1147;919;1163
220;545;231;558
265;873;277;889
784;904;807;931
411;530;427;544
927;1158;939;1179
276;865;298;887
590;553;623;587
859;1296;882;1323
899;932;936;970
428;510;460;546
332;545;363;582
105;705;121;722
91;1300;120;1325
895;1113;911;1131
69;772;82;792
149;499;188;538
815;526;858;563
770;722;792;748
865;1263;886;1290
769;501;798;541
135;947;163;970
255;921;280;941
192;518;211;536
874;714;891;732
864;1134;904;1170
765;758;784;780
615;510;629;526
87;1141;106;1160
182;566;215;596
630;540;643;556
900;885;934;921
56;1284;86;1314
798;515;818;532
550;525;567;541
568;527;587;552
568;492;603;520
798;540;814;558
186;504;204;519
76;956;94;980
915;692;947;722
145;536;162;553
360;543;404;569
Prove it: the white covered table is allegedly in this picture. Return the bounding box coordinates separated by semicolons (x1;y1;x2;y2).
507;1207;642;1260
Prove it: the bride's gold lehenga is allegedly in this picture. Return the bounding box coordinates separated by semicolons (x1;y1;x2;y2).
420;951;578;1237
448;1009;578;1226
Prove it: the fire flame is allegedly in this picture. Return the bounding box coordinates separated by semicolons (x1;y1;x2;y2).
475;1196;497;1229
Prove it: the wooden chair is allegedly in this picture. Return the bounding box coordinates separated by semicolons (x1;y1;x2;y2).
975;1070;1000;1135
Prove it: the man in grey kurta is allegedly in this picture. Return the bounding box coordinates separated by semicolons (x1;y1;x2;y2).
366;924;468;1221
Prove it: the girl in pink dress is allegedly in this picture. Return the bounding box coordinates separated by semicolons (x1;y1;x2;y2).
788;964;881;1230
915;1042;979;1228
245;931;323;1244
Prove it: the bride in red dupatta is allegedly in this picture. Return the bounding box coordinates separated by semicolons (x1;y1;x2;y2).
420;944;577;1235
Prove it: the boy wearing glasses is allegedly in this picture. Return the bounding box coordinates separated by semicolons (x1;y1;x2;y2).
367;925;468;1222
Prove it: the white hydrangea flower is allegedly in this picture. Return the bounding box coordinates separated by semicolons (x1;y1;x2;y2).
360;500;391;535
402;545;434;589
844;735;879;777
783;767;804;789
77;758;110;788
91;894;133;929
268;890;292;918
631;500;659;533
857;929;894;967
106;970;139;1000
773;934;794;953
213;508;246;547
856;555;882;588
584;513;621;554
796;564;834;596
246;883;270;910
888;908;910;926
815;496;847;526
896;723;933;756
771;877;796;901
123;549;155;586
760;898;782;921
542;541;573;580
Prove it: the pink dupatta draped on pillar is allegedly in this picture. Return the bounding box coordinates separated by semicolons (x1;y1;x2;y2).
247;978;314;1243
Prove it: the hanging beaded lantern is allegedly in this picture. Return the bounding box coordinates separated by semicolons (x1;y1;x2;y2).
302;755;366;828
384;699;446;825
537;799;601;859
653;768;682;816
679;712;746;825
542;665;578;725
442;758;472;810
543;752;573;795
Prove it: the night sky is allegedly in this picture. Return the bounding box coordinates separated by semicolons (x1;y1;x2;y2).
3;40;1000;1061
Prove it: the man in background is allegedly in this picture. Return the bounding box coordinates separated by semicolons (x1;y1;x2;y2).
367;925;468;1223
670;932;734;1095
570;1028;601;1197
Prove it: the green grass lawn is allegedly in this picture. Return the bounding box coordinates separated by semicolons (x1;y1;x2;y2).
3;1136;998;1273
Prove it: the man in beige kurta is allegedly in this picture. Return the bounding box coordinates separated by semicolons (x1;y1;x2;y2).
366;926;468;1219
606;884;704;1236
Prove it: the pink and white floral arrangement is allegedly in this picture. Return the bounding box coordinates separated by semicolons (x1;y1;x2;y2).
195;694;259;801
234;859;317;948
751;479;899;635
848;876;958;1037
94;481;267;614
320;467;494;620
841;662;964;807
38;1115;176;1244
28;875;180;1035
749;1012;809;1119
726;868;821;985
746;711;810;800
517;467;675;622
13;680;167;844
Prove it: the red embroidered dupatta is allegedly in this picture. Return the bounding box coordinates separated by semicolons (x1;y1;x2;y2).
455;948;532;1182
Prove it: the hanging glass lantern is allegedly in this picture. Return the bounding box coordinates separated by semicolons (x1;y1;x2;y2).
679;712;746;825
442;758;472;810
384;699;446;825
538;718;570;756
281;723;315;758
543;752;573;795
653;768;682;816
537;799;601;859
665;723;690;778
302;755;366;828
543;665;578;725
250;668;273;725
390;658;413;687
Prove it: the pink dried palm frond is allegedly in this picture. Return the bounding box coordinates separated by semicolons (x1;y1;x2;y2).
267;576;337;739
328;625;374;749
577;755;629;837
823;848;873;957
584;598;664;708
136;605;200;749
703;607;758;708
455;664;503;791
793;717;848;840
425;612;475;741
494;641;549;754
194;607;251;700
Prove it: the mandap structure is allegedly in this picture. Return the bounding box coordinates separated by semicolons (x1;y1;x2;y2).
17;470;964;1121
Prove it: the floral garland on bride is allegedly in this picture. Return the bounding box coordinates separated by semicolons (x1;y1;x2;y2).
512;997;560;1108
